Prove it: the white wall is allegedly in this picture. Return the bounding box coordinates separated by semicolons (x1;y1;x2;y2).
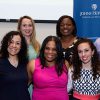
0;0;73;20
0;22;56;44
0;0;73;44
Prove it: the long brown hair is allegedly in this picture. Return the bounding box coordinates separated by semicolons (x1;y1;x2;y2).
72;38;100;80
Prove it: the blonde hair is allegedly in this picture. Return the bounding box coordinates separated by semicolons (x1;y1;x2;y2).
17;15;40;53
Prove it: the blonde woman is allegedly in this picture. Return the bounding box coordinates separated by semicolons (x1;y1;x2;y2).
17;15;40;99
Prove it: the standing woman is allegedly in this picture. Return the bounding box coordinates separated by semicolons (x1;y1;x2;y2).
27;36;69;100
17;15;40;60
56;15;80;66
17;15;40;98
56;15;81;99
72;38;100;100
0;31;30;100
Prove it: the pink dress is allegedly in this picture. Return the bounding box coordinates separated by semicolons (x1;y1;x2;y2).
32;58;69;100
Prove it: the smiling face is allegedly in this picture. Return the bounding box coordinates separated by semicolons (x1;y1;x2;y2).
44;40;57;66
78;42;94;64
20;18;33;37
7;35;21;57
60;18;74;37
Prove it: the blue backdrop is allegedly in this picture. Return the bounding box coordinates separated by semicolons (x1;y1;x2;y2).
73;0;100;42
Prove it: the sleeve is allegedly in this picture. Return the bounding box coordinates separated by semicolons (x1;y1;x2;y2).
67;68;73;93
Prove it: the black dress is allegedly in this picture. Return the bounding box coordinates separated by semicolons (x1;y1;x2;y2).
62;37;81;65
0;58;30;100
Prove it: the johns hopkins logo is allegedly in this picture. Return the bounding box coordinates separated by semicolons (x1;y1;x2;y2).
91;4;97;10
80;3;100;18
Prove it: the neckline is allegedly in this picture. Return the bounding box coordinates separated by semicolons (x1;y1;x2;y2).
82;68;92;71
62;37;78;50
45;65;55;69
7;58;19;68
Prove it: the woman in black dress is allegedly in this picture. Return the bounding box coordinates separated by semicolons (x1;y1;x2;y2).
0;31;30;100
56;15;82;100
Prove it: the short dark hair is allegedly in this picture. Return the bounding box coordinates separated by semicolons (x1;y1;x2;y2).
56;15;77;37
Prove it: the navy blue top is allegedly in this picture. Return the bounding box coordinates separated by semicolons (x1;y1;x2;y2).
0;58;30;100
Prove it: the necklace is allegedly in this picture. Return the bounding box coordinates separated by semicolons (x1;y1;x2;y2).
8;58;18;68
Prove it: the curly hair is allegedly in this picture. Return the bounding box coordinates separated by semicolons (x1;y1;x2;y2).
0;31;28;63
72;38;100;80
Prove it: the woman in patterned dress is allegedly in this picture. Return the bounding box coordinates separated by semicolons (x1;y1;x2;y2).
72;38;100;100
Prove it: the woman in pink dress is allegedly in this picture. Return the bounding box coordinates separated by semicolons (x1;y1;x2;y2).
27;36;69;100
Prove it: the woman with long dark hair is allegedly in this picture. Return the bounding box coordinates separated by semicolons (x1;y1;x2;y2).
0;31;30;100
72;38;100;100
27;36;69;100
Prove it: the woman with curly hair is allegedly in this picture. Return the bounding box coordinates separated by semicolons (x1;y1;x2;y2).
0;31;30;100
72;38;100;100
